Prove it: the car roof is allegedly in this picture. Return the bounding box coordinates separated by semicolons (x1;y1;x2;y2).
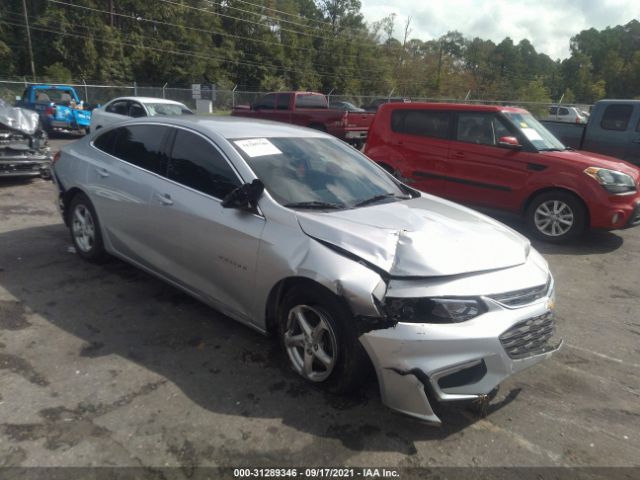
112;116;328;139
107;97;187;105
379;102;528;113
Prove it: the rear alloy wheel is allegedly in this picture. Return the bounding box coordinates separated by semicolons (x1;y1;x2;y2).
278;286;370;394
526;191;586;243
68;193;107;262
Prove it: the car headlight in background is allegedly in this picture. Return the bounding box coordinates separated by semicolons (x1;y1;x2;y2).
385;297;486;323
584;167;636;194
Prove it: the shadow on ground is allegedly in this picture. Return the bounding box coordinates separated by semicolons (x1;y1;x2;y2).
0;224;524;460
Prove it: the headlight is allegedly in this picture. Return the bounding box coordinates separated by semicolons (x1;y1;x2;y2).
385;297;486;324
584;167;636;194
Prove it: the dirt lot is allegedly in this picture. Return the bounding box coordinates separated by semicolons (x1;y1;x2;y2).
0;137;639;472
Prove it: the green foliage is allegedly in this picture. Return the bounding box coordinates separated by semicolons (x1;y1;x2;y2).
1;1;638;104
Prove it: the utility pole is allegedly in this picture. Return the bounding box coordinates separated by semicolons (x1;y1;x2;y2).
21;0;36;81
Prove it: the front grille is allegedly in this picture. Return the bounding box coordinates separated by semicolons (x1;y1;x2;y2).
499;312;555;359
489;278;550;307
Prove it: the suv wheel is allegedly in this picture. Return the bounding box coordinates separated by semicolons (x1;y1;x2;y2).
526;191;586;243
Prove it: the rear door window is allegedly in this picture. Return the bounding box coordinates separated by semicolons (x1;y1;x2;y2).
295;94;326;109
276;94;291;110
391;109;451;139
112;125;170;175
129;102;146;118
167;130;241;199
93;128;119;155
601;104;633;131
559;107;570;115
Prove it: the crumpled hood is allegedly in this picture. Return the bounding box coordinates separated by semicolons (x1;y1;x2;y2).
296;195;530;277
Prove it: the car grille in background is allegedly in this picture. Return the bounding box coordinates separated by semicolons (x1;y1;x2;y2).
499;312;555;359
488;278;550;307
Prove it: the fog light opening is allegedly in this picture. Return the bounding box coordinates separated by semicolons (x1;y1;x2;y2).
611;212;624;226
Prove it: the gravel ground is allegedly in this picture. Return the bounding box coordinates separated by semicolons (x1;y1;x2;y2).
0;137;639;473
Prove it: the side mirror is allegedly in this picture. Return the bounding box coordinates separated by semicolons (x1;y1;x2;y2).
498;136;522;149
222;179;264;210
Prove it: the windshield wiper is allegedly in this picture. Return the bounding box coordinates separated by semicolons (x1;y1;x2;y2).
354;193;411;207
284;201;345;210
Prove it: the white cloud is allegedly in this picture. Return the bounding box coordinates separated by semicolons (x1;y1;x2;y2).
360;0;640;60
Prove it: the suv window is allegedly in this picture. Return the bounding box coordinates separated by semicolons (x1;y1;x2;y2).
106;100;129;115
93;128;119;155
256;94;275;110
601;104;633;131
295;94;326;109
456;113;512;146
112;125;169;174
276;94;291;110
549;107;557;115
168;130;241;199
391;109;451;139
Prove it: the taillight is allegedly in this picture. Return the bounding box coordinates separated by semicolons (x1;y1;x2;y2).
52;151;61;167
46;106;56;116
341;113;348;128
575;116;580;123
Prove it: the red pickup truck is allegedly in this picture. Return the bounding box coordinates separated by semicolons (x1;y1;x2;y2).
365;102;640;243
232;91;374;148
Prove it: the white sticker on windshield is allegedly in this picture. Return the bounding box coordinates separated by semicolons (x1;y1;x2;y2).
521;127;543;142
234;138;282;157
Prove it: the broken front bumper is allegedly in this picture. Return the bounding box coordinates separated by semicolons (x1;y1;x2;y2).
359;281;561;424
0;155;51;177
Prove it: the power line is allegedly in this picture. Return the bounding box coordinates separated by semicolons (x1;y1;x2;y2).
44;0;385;74
212;0;333;28
0;18;385;83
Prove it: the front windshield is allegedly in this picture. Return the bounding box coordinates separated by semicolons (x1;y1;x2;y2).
231;137;410;209
504;112;566;151
144;103;192;116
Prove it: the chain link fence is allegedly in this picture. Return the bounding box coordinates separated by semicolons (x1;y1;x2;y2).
0;79;592;120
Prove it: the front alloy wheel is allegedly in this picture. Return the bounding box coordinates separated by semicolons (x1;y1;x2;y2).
284;305;338;382
534;200;574;237
526;191;586;243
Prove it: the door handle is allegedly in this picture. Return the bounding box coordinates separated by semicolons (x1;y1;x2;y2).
155;193;174;206
96;167;109;178
451;151;465;159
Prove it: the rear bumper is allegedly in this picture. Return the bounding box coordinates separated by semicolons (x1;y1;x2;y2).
359;270;561;424
345;130;368;140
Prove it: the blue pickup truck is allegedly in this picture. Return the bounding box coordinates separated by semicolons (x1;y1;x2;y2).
541;100;640;166
16;84;92;134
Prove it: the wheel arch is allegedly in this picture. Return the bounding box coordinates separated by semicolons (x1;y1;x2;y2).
61;186;90;227
264;276;353;336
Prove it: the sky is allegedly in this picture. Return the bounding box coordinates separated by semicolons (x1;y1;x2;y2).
360;0;640;60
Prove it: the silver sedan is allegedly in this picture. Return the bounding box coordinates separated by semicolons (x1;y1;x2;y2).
51;116;561;424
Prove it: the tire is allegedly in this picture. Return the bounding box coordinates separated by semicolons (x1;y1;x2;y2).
525;191;586;243
278;285;369;394
68;193;107;263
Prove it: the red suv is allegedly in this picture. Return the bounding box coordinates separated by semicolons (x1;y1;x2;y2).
365;103;640;242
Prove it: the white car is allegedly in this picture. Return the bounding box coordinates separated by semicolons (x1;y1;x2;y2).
543;105;588;124
89;97;193;132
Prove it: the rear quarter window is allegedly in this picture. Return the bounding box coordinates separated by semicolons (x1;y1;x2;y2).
295;94;326;109
391;109;451;139
600;104;633;131
93;129;119;155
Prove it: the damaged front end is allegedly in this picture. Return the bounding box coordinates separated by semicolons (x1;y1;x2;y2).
358;256;562;425
0;104;52;178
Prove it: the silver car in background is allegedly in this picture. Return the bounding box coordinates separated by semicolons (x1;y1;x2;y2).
51;117;561;424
